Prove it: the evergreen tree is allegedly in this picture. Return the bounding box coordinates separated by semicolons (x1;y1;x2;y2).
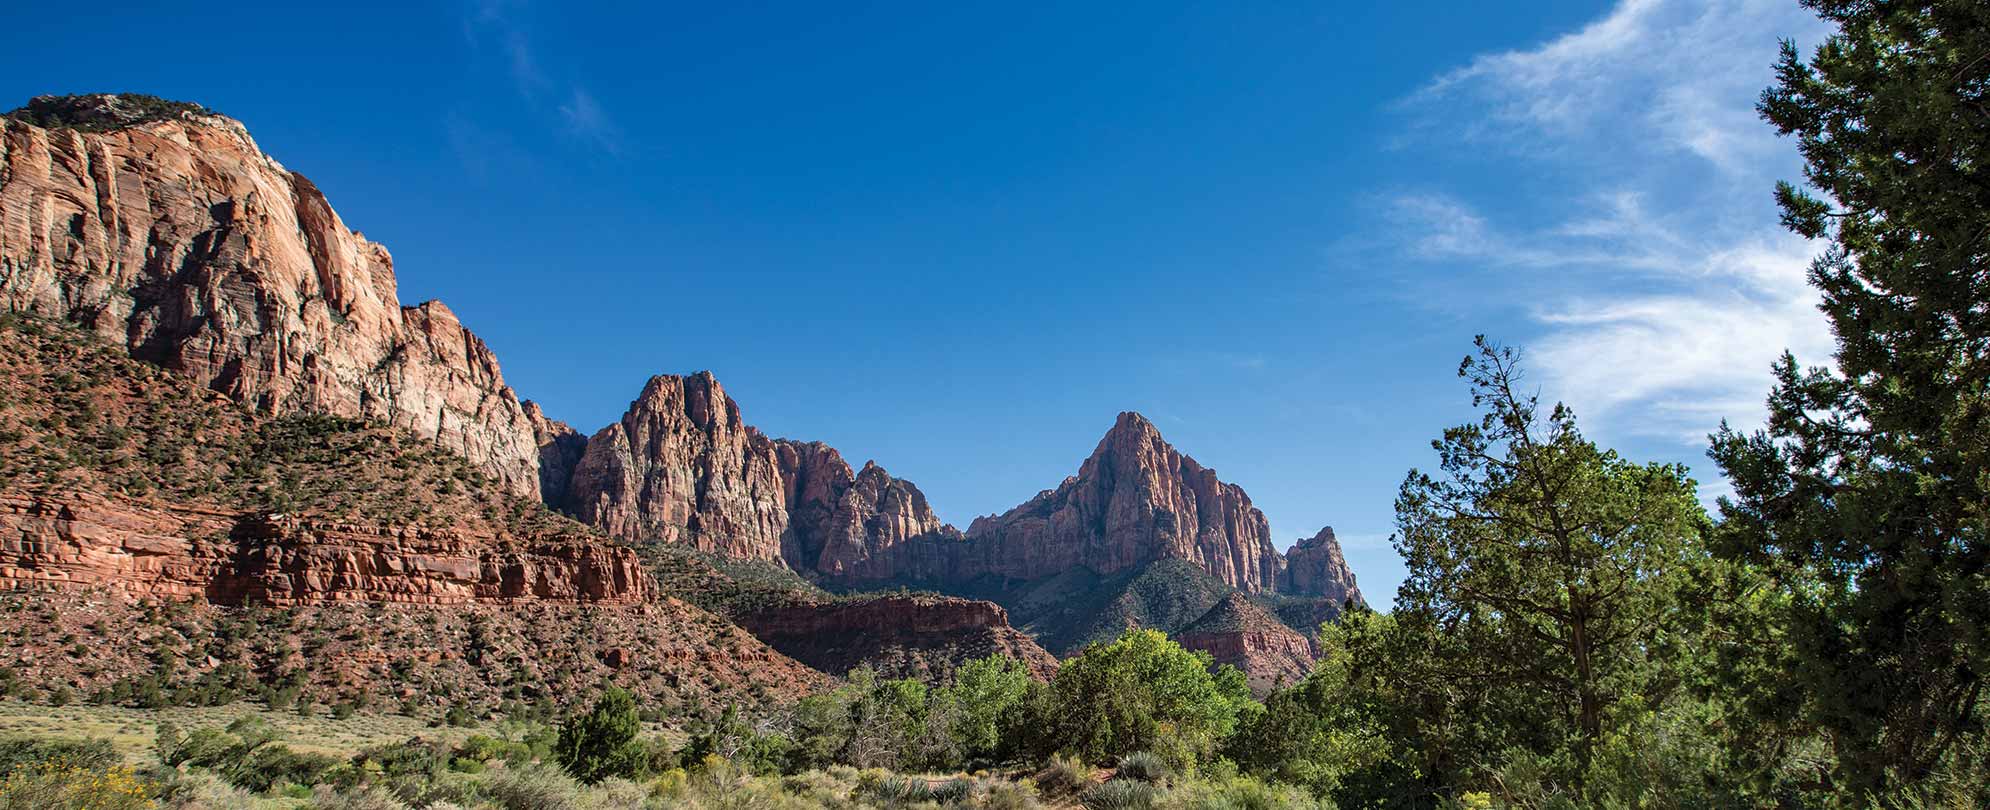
1711;0;1990;793
555;686;646;784
1394;338;1710;792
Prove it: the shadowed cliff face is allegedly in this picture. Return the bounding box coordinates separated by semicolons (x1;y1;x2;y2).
0;94;542;497
734;593;1059;681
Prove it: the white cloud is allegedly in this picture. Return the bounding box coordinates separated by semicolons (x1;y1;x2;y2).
1416;0;1826;171
1390;0;1835;447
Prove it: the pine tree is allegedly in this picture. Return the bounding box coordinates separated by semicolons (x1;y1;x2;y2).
1710;0;1990;793
1395;338;1708;790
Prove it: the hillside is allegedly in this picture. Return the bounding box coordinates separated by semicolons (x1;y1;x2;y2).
0;314;827;712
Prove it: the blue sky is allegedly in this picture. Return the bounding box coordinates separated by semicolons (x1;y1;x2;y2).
3;1;1835;605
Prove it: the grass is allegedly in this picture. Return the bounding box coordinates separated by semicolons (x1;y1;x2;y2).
0;701;480;763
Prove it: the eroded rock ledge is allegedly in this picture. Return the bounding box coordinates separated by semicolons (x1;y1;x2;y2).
0;490;648;605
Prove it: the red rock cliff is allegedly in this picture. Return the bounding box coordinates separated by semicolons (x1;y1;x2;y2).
951;412;1285;592
1176;593;1317;694
566;373;958;572
736;593;1057;680
0;95;542;496
0;490;648;605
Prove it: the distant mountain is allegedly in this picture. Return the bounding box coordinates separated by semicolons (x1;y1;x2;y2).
0;93;1363;695
545;370;1365;687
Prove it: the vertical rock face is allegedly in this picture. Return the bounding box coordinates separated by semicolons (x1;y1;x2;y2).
955;412;1285;592
0;95;541;496
566;373;792;560
1282;526;1363;606
525;401;588;508
563;373;960;572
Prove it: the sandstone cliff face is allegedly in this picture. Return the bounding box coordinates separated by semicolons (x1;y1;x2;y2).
955;412;1285;592
0;490;648;605
567;373;792;559
1282;526;1363;607
525;401;588;508
564;374;958;575
0;95;541;496
1176;593;1317;694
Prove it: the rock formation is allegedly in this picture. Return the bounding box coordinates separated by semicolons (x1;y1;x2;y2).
1177;592;1318;694
566;373;793;559
0;94;542;496
525;401;588;508
556;378;1364;611
565;373;958;572
0;491;648;605
952;412;1285;592
1282;526;1364;606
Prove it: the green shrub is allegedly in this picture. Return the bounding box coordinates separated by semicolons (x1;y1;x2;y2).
0;760;154;810
1115;752;1172;785
930;777;977;804
308;782;410;810
1040;754;1092;795
554;687;646;784
0;737;117;778
477;764;584;810
867;774;934;805
1084;779;1159;810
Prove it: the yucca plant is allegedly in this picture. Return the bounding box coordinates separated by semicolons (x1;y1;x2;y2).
1113;751;1171;785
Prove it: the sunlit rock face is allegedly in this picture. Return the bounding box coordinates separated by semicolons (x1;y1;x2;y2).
0;94;542;497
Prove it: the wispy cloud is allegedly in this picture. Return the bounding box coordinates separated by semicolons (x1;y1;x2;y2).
1388;0;1833;449
463;0;620;154
1414;0;1820;171
558;88;623;153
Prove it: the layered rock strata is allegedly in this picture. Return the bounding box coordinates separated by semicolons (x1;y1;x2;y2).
0;490;648;604
1176;593;1318;694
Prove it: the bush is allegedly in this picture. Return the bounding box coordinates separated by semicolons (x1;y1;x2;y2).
1084;779;1159;810
308;782;410;810
0;737;117;778
866;774;934;805
1115;752;1172;785
554;687;646;784
477;764;584;810
1040;754;1092;795
0;760;154;810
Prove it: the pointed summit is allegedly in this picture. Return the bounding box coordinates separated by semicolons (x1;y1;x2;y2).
962;409;1284;592
1282;526;1362;605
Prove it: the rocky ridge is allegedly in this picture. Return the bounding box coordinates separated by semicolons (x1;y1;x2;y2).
554;382;1360;608
0;94;543;496
1176;592;1318;695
